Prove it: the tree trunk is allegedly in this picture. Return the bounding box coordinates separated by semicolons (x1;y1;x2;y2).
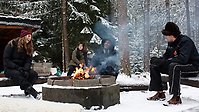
185;0;191;37
109;0;117;24
61;0;69;72
165;0;171;22
143;0;150;72
195;0;199;47
117;0;131;76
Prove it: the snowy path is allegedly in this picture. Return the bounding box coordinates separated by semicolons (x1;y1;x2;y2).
1;84;199;112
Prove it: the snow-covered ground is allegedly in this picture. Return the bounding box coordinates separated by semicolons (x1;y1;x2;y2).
86;85;199;112
1;73;199;112
0;84;83;112
116;73;150;86
1;84;199;112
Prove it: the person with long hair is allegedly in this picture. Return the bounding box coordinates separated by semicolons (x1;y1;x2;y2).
67;42;87;76
3;29;40;99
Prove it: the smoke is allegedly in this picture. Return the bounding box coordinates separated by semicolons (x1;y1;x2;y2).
92;17;117;45
89;17;120;76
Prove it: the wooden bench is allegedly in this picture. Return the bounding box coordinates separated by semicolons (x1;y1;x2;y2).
120;85;149;91
161;74;199;88
0;74;48;87
0;63;52;87
120;74;199;91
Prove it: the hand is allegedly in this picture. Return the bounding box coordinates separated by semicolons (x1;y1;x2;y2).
79;63;84;68
18;67;25;73
24;71;29;79
159;59;166;66
23;67;30;72
168;58;172;61
150;57;166;67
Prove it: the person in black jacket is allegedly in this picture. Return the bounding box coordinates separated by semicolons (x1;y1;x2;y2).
91;39;119;78
3;29;40;99
147;22;199;105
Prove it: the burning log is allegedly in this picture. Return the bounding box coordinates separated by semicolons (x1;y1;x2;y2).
72;64;96;80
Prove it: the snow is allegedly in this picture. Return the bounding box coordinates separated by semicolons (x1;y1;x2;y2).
185;77;199;81
0;15;41;21
74;0;87;4
0;78;9;81
116;73;150;86
90;33;102;44
0;21;41;29
33;51;39;57
50;68;57;75
80;26;93;34
0;14;41;28
99;17;116;29
1;84;199;112
0;97;83;112
90;5;100;12
68;2;92;24
44;83;118;90
85;87;199;112
0;84;83;112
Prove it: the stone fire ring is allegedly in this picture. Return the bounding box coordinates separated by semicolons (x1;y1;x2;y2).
42;75;120;109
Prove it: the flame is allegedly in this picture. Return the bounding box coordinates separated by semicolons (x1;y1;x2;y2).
72;64;96;80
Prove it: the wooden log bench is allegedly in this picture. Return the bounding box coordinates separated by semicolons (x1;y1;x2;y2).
119;74;199;91
0;74;48;87
161;74;199;88
0;63;52;87
120;85;149;91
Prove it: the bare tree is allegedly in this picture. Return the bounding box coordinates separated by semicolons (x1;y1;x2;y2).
185;0;191;37
143;0;150;72
61;0;69;72
117;0;131;76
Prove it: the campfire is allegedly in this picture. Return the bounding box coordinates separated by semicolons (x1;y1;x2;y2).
72;64;96;80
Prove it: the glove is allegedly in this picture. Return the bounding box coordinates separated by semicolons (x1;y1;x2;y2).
18;67;25;73
150;57;166;67
24;71;30;79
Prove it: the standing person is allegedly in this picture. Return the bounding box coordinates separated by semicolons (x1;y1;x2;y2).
3;29;40;99
147;22;199;105
67;42;87;76
91;39;119;78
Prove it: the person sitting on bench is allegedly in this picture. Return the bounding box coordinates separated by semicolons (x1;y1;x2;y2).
3;29;40;99
147;22;199;105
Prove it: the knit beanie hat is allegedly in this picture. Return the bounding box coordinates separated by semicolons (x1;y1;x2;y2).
20;29;31;37
162;22;181;37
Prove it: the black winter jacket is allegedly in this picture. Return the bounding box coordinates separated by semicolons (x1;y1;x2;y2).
163;35;199;67
3;39;32;71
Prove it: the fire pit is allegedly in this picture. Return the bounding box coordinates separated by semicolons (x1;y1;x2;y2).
42;65;120;109
42;75;120;109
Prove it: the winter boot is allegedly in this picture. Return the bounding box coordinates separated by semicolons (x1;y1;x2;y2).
26;86;40;99
147;92;166;101
167;96;182;105
24;90;31;97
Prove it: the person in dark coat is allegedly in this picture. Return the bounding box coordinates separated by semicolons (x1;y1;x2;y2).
147;22;199;105
3;29;40;99
67;42;87;76
91;39;119;78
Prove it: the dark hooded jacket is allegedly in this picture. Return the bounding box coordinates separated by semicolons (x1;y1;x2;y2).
163;35;199;67
91;42;119;77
